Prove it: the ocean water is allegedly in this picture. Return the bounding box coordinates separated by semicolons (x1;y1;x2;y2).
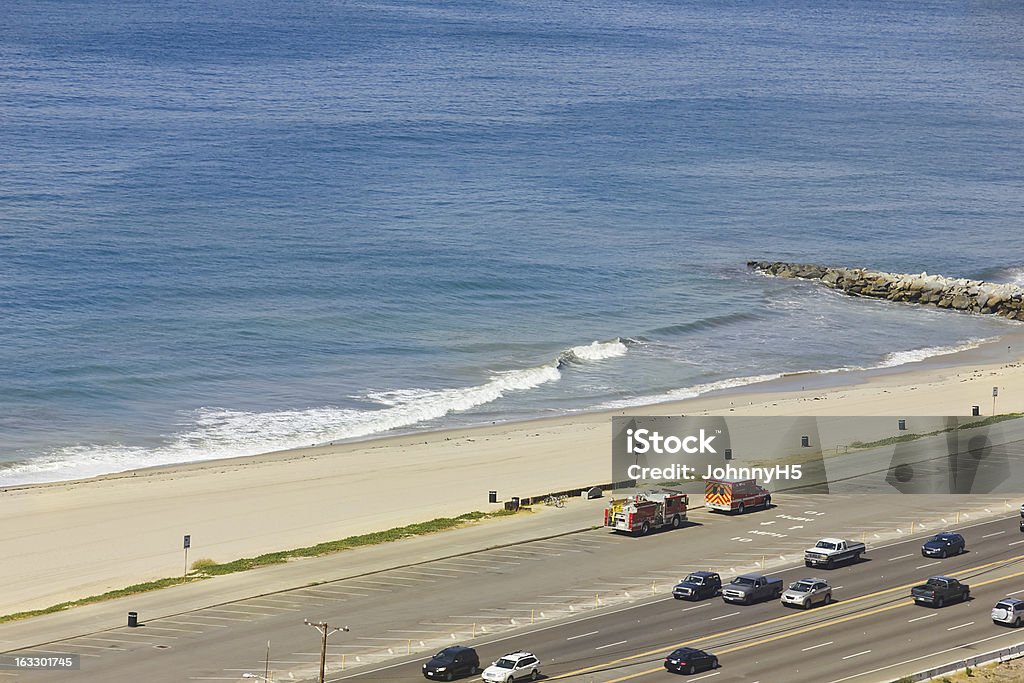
2;0;1023;485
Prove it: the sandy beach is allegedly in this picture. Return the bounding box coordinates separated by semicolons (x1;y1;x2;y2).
4;336;1024;616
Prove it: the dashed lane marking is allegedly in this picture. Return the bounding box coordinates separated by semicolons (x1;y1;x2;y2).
567;631;599;640
948;622;975;631
710;612;740;621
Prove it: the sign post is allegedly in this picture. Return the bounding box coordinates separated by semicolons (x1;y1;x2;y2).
183;534;191;577
993;386;999;416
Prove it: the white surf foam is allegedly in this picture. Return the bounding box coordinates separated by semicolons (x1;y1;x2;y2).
562;338;629;363
873;338;993;368
2;342;629;486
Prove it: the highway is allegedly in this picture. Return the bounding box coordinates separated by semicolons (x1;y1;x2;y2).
338;514;1024;683
6;493;1024;683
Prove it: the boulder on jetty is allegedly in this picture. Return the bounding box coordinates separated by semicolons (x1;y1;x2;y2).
748;261;1024;321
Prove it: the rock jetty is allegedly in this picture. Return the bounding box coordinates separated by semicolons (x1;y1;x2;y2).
748;261;1024;320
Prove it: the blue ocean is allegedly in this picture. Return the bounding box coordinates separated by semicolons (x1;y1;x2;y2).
2;0;1023;485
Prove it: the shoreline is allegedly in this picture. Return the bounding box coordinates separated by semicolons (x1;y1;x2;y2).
4;328;1024;614
6;327;1024;494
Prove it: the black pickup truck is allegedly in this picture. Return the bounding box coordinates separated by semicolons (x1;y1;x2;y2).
911;576;970;608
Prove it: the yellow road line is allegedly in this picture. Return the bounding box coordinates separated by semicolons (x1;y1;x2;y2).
551;554;1024;681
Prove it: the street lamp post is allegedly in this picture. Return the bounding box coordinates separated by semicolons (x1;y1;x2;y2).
305;619;350;683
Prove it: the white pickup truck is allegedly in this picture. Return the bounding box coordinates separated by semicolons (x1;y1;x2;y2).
804;538;866;569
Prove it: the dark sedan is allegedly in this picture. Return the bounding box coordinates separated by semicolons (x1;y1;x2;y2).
664;647;719;675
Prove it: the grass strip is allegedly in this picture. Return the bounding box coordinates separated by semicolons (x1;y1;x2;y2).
0;508;521;624
848;413;1023;451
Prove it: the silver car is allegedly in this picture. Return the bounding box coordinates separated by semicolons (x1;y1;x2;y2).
781;578;832;609
992;598;1024;627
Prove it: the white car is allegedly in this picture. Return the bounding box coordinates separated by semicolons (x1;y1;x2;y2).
993;597;1024;627
781;578;832;609
481;652;540;683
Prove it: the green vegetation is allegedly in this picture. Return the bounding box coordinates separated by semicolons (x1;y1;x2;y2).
0;507;522;624
0;576;197;624
848;413;1023;451
189;558;218;572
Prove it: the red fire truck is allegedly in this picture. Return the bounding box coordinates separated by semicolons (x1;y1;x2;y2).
704;477;771;514
604;491;688;536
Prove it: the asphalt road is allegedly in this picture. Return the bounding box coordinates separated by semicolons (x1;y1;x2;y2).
5;494;1023;683
340;514;1024;683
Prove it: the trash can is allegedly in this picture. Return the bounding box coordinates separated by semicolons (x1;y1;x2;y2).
510;496;520;511
898;419;906;431
800;435;809;447
972;405;980;416
128;611;138;628
488;490;497;504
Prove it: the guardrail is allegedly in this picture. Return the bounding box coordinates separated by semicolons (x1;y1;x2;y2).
895;639;1024;681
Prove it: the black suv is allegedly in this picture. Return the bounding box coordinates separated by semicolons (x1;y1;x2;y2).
921;532;965;558
672;572;722;601
664;647;719;675
423;646;480;680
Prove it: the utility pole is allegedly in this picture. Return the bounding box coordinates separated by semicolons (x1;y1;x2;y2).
305;619;349;683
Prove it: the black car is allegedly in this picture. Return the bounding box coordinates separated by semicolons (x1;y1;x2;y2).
664;647;719;675
672;572;722;601
921;532;965;558
423;646;480;681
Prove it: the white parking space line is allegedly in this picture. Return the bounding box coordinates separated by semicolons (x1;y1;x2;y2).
528;543;583;552
58;643;126;650
888;554;913;561
916;562;940;569
711;611;741;621
983;531;1006;538
691;673;721;681
449;557;521;566
681;604;710;612
384;572;438;582
802;641;834;651
510;601;571;606
1008;540;1024;546
423;565;478;573
272;593;335;602
948;622;975;631
239;602;302;611
539;595;584;599
183;614;253;622
164;620;227;628
249;597;311;605
567;631;599;640
1007;589;1024;596
483;553;544;561
203;608;273;616
595;640;627;650
385;629;447;634
28;649;99;658
301;589;366;597
842;650;871;660
908;614;936;623
135;625;205;633
393;567;457;577
77;637;160;645
336;582;396;591
491;548;560;557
